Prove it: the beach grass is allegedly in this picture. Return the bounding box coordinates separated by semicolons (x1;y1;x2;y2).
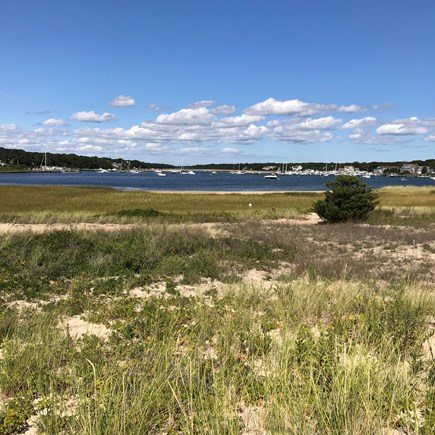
0;266;434;433
0;186;434;433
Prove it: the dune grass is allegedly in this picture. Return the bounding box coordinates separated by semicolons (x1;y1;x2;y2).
0;273;434;434
0;186;434;433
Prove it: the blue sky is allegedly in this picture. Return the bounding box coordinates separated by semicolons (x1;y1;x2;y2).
1;0;434;165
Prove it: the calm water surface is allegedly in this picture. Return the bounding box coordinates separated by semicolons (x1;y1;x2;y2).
0;171;434;192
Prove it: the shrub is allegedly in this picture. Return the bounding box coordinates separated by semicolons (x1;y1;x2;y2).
314;175;378;223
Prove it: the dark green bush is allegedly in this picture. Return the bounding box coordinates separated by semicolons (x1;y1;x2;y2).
314;175;378;223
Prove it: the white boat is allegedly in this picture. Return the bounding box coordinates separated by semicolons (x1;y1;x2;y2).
156;171;166;177
400;177;407;181
187;170;196;175
264;173;278;180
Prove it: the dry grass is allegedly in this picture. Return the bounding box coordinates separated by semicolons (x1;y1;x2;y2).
227;220;435;281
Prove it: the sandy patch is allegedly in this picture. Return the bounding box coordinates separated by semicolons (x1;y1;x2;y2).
7;300;40;311
268;212;322;225
60;315;110;340
238;400;266;435
129;283;167;299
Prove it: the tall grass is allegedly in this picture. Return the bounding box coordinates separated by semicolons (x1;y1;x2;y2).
0;278;433;434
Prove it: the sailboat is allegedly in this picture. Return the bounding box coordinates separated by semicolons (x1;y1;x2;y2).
264;173;278;180
36;152;64;172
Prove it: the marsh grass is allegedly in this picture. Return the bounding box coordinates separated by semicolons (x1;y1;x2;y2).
0;186;319;223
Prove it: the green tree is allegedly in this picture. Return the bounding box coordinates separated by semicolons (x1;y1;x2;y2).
314;175;378;223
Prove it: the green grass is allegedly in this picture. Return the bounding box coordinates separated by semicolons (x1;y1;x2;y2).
0;275;434;434
0;186;434;433
1;185;435;224
0;186;319;222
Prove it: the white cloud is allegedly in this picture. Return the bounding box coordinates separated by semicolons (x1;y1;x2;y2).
147;103;162;112
189;100;214;108
337;104;367;113
221;147;240;154
271;129;334;144
293;116;341;130
341;117;377;129
43;118;65;126
211;105;236;115
108;95;136;107
2;98;433;159
244;97;336;116
76;145;104;152
267;117;341;143
215;114;264;127
348;128;405;145
244;98;369;117
179;146;207;155
376;116;433;135
70;111;116;123
155;107;215;125
0;124;18;132
377;124;427;135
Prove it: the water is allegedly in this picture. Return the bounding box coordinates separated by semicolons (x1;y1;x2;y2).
0;171;434;192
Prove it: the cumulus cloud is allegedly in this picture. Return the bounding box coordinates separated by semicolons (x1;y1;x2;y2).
0;124;18;132
4;97;435;159
215;114;264;127
268;116;341;131
376;117;428;135
188;100;214;108
244;98;335;116
70;111;116;123
266;116;340;143
155;107;215;125
348;128;404;145
211;105;236;115
43;118;65;126
108;95;136;107
76;145;104;152
272;129;334;144
244;98;370;117
341;117;377;129
337;104;367;113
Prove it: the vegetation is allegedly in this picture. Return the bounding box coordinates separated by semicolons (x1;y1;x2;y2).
314;175;378;223
0;186;434;433
0;186;320;222
0;147;173;171
1;145;434;172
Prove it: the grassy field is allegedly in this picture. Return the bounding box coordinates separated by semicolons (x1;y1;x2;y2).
0;186;322;222
0;186;434;434
1;185;435;225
